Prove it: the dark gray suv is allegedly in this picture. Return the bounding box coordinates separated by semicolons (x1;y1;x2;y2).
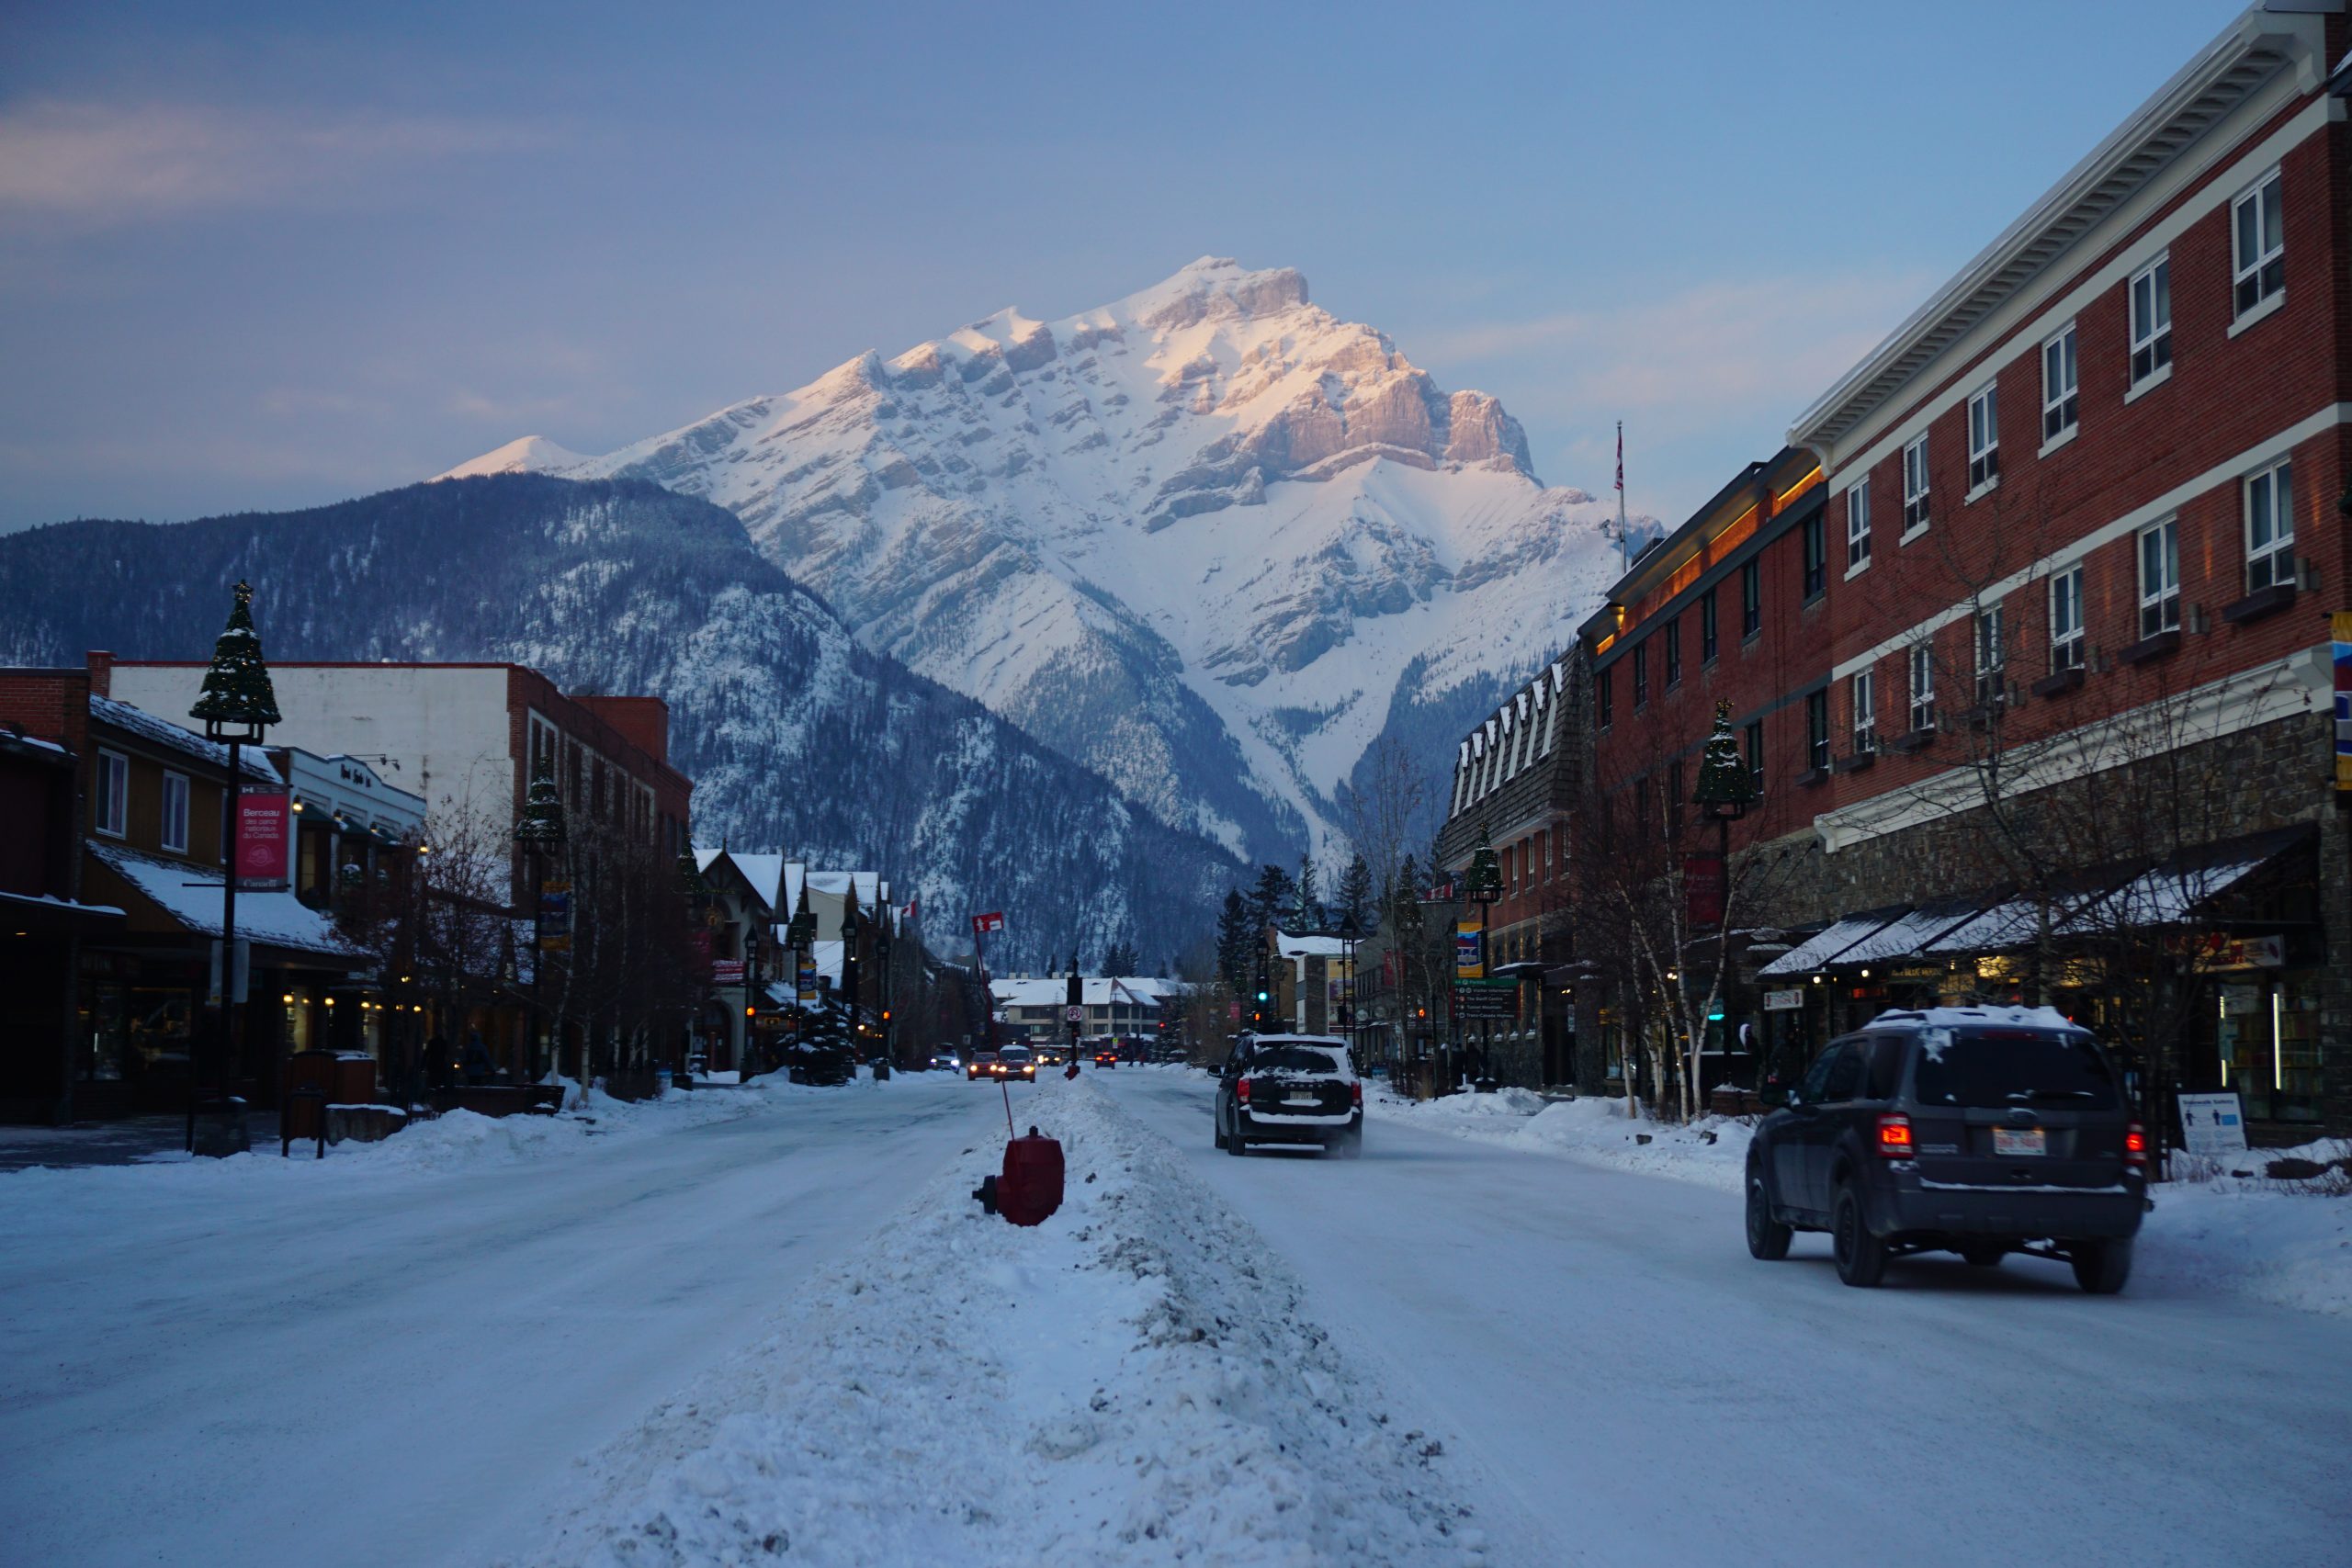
1745;1008;2147;1292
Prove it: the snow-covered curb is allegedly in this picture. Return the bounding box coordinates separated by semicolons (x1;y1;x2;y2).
1369;1087;2352;1317
0;1074;878;1190
518;1074;1485;1567
1365;1085;1747;1191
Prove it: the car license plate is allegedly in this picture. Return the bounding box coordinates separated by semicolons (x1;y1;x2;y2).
1286;1091;1317;1105
1992;1127;2046;1156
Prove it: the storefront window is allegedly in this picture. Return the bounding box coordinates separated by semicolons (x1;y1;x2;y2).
78;982;195;1081
2220;977;2322;1122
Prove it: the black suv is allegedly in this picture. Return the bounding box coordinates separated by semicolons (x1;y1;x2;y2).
1745;1008;2146;1292
1214;1034;1362;1157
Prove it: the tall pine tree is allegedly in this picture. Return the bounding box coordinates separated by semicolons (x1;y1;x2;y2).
1335;852;1374;933
1294;854;1327;931
1248;863;1295;933
1215;890;1254;989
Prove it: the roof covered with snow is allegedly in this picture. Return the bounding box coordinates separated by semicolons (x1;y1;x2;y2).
89;840;365;959
91;696;282;784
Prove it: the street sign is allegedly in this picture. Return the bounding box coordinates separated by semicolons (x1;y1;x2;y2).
1453;979;1514;1021
712;959;745;985
1763;987;1805;1011
1064;1005;1084;1022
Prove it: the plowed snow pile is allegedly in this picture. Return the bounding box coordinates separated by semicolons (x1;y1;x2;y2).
519;1074;1483;1567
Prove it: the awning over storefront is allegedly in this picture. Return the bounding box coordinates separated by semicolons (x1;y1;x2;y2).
88;841;365;962
1758;907;1908;976
1824;899;1988;967
0;888;126;936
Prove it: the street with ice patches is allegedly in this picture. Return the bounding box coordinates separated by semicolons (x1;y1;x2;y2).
3;1066;2345;1567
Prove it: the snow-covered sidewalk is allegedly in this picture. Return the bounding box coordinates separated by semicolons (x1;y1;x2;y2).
522;1073;1487;1568
1365;1085;2352;1317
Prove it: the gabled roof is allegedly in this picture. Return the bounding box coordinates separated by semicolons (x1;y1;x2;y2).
91;695;281;784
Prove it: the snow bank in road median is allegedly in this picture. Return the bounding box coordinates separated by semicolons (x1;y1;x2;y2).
525;1074;1484;1568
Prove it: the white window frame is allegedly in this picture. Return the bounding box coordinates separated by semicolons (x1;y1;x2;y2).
1973;603;2006;705
1901;434;1930;539
2243;458;2294;593
2137;517;2180;639
1851;669;1876;754
161;769;190;854
2230;167;2284;324
2128;254;2172;393
1907;644;1935;734
96;749;129;839
1966;383;1999;496
2049;564;2086;672
1844;479;1871;576
2040;323;2078;450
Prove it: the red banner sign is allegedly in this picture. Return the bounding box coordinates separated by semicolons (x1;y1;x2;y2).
970;911;1006;934
1684;853;1725;929
236;793;289;887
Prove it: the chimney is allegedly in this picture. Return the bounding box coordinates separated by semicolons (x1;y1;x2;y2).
85;650;114;697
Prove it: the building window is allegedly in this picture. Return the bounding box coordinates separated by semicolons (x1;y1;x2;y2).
1805;690;1829;773
1908;643;1935;733
1901;434;1930;535
1701;587;1718;662
96;749;128;838
1596;667;1613;729
2138;517;2180;638
161;770;189;853
2129;255;2171;386
1966;383;1999;491
1663;614;1682;689
2041;323;2078;443
1851;670;1876;755
1740;559;1761;638
2231;168;2284;319
2050;564;2086;671
1845;480;1871;571
1974;603;2006;705
1742;719;1764;795
2244;458;2294;592
1801;513;1826;599
1631;641;1648;708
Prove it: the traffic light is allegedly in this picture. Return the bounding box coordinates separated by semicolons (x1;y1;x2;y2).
882;1010;892;1022
744;1005;755;1019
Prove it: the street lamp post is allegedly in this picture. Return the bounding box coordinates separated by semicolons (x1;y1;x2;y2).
188;581;279;1154
1337;912;1362;1061
840;897;862;1072
873;914;893;1080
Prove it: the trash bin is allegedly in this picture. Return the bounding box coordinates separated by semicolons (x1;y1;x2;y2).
283;1051;335;1141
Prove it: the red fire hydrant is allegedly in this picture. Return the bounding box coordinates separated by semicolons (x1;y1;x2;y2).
975;1124;1065;1226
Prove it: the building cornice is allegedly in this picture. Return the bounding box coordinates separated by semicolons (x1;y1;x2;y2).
1788;3;2335;457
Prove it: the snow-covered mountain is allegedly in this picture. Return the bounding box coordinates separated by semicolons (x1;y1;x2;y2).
0;475;1240;968
447;258;1636;861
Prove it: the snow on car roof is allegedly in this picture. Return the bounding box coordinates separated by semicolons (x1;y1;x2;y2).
1867;1005;2085;1033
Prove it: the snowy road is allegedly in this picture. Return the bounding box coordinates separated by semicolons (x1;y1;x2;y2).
0;1079;996;1568
1102;1069;2352;1568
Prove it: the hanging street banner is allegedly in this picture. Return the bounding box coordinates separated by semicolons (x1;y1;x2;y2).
235;792;289;890
797;960;817;1004
1684;852;1725;928
1454;920;1484;980
2333;611;2352;793
539;881;571;953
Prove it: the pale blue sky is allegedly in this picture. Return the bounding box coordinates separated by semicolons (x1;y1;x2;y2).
0;0;2238;532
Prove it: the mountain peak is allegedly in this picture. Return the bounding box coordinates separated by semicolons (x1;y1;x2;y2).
1115;256;1309;330
437;434;593;480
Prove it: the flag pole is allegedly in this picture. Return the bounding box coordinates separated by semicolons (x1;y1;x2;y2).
1614;420;1630;574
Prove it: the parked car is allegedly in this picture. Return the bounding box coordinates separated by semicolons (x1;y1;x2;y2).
993;1044;1037;1081
967;1051;998;1081
1744;1007;2147;1292
1214;1033;1362;1157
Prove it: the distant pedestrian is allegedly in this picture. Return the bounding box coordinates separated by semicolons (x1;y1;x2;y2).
425;1032;452;1090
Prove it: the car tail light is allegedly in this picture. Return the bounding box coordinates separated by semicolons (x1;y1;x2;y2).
1876;1113;1914;1156
2124;1122;2147;1166
1351;1080;1363;1108
1237;1077;1250;1103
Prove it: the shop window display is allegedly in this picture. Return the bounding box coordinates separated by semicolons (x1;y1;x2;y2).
2217;978;2322;1123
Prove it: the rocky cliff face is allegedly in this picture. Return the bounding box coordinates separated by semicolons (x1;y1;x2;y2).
0;475;1240;968
447;258;1634;862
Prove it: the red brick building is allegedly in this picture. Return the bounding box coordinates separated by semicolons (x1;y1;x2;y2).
1578;4;2351;1138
